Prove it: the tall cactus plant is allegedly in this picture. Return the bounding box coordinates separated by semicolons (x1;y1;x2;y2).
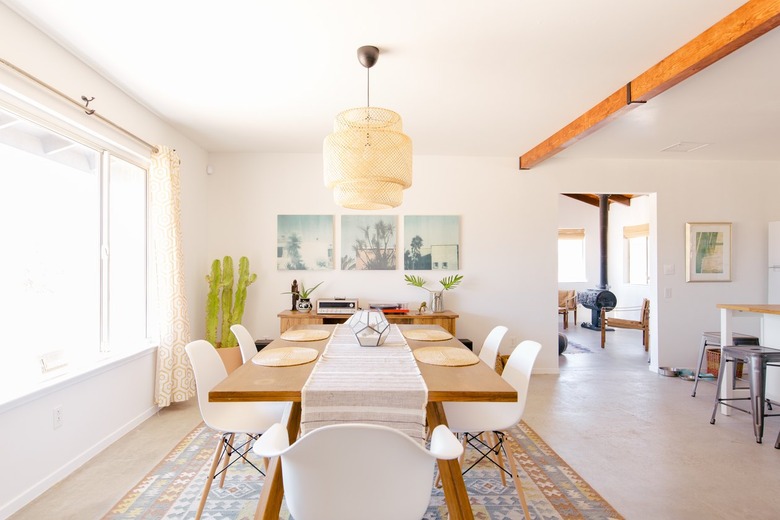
204;256;257;348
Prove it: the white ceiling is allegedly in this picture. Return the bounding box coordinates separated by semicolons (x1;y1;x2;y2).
3;0;778;163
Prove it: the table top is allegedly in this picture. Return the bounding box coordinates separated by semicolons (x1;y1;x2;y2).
717;304;780;315
209;324;517;403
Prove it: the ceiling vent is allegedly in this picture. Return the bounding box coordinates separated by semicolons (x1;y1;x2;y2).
661;141;710;153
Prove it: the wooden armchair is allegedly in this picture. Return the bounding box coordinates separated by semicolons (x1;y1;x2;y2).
558;290;577;329
600;298;650;350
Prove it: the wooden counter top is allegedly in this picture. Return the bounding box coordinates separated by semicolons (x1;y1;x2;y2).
717;304;780;315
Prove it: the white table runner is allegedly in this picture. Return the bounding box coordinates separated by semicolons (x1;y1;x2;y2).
301;324;428;443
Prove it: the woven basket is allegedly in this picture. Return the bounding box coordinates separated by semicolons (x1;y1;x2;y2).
706;348;744;378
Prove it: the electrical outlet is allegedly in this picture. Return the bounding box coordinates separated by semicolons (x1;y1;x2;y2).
53;406;63;429
508;336;518;348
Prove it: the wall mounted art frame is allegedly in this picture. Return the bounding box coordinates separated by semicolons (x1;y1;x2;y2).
685;222;731;282
340;215;398;270
403;215;460;270
277;215;334;270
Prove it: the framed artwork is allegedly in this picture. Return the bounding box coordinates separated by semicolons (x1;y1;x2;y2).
277;215;334;270
685;222;731;282
340;215;398;270
403;215;460;270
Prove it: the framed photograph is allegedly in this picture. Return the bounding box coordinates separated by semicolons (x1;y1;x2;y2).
340;215;398;270
403;215;460;270
277;215;334;270
685;222;731;282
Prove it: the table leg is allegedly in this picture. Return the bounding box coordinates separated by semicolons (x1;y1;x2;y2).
426;402;474;520
254;402;301;520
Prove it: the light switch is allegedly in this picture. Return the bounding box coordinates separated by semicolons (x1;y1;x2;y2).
664;288;672;298
663;264;675;275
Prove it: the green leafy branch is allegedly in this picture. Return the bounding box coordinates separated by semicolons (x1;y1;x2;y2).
404;274;463;293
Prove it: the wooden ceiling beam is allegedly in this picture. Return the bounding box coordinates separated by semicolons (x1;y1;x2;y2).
519;0;780;170
563;193;634;207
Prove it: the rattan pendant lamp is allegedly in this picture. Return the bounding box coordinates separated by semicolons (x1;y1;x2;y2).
323;45;412;210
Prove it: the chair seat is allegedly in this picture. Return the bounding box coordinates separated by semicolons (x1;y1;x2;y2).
601;298;650;350
605;318;643;329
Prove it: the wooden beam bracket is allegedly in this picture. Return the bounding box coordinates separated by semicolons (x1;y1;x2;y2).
626;82;647;105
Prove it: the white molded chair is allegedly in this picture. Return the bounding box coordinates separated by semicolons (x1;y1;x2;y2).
253;422;463;520
230;323;258;364
442;340;541;520
185;340;289;520
479;325;508;368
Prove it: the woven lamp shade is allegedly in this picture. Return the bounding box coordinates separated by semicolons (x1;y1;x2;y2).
324;106;412;210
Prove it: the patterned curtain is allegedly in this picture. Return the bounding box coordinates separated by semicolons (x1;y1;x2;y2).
150;146;195;406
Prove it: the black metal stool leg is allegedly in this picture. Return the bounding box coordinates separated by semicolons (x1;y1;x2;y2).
692;336;709;397
710;351;729;425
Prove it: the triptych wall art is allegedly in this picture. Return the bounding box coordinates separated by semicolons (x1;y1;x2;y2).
277;215;460;271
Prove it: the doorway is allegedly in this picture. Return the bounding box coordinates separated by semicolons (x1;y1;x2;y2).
557;193;656;364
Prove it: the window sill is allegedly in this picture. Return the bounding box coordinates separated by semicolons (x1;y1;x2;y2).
0;345;158;414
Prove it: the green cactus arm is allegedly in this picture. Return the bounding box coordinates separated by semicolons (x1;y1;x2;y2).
205;259;221;345
230;257;257;335
219;256;235;348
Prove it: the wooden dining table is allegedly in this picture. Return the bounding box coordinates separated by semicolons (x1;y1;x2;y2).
209;324;518;520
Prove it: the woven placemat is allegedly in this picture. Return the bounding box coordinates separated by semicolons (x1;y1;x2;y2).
402;329;453;341
252;347;319;367
280;328;331;342
413;346;479;366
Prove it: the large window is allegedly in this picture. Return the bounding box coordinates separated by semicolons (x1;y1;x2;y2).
558;228;586;282
0;107;150;392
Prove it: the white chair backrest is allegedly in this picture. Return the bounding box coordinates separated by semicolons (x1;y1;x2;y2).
185;339;228;429
254;423;460;520
479;325;508;367
501;340;542;420
230;324;256;364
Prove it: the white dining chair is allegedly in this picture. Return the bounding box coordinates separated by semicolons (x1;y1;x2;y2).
185;339;290;520
230;323;258;364
253;422;463;520
442;340;541;520
479;325;508;368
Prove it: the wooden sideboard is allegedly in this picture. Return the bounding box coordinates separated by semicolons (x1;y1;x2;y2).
278;309;459;335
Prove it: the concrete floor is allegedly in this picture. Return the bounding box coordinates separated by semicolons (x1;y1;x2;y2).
11;325;780;519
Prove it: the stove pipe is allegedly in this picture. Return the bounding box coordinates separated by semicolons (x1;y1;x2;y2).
598;193;609;290
578;193;617;330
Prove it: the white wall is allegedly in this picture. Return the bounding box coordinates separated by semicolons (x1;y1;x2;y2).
205;153;559;368
0;5;209;516
205;153;780;375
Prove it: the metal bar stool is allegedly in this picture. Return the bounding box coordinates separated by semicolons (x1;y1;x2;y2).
691;331;759;397
709;344;780;445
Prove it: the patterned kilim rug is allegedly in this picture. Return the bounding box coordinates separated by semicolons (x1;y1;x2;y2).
104;421;622;520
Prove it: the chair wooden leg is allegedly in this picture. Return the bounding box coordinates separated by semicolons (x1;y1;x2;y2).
197;435;226;520
502;437;531;520
218;432;236;487
489;432;507;487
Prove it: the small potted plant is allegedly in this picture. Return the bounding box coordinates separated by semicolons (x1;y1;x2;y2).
404;274;463;312
283;280;323;313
